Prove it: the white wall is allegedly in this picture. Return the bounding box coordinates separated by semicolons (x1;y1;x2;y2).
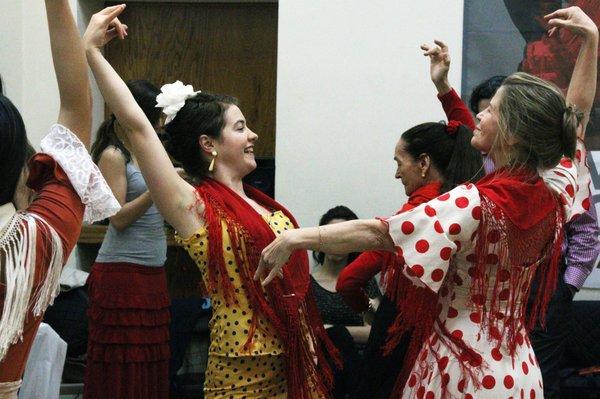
275;0;600;299
0;1;23;108
276;0;464;228
0;0;101;148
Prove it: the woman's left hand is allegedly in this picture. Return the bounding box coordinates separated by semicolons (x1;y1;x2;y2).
254;232;295;285
545;6;599;38
421;40;451;87
83;4;128;51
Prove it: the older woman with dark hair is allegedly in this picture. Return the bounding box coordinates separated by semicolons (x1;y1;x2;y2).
337;120;483;398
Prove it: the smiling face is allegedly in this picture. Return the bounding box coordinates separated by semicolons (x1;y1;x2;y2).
472;88;503;155
211;104;259;178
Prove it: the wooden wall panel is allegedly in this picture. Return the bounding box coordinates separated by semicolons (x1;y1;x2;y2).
105;2;278;158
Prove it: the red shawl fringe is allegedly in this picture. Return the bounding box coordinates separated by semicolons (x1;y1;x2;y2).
196;180;341;398
384;191;564;398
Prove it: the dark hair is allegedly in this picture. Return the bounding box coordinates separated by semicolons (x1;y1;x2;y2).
402;122;484;193
164;92;238;180
0;94;27;205
312;205;360;265
91;80;160;164
469;75;506;114
127;80;162;127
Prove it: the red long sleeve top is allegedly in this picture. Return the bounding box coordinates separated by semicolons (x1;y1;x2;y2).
0;154;84;382
336;182;442;312
438;88;476;131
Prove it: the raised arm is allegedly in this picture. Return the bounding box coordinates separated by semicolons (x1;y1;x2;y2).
546;6;599;136
83;5;201;237
422;40;476;130
45;0;92;144
421;40;452;96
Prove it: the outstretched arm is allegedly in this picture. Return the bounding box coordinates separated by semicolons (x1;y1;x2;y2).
83;5;202;237
256;220;394;285
546;6;599;136
45;0;92;144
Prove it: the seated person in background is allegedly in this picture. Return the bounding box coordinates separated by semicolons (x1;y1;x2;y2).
311;205;381;399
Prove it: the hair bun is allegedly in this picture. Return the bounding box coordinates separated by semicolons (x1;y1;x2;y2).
561;105;582;159
564;105;584;123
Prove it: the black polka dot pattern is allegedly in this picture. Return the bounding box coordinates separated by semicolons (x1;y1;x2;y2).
204;355;287;397
175;211;299;395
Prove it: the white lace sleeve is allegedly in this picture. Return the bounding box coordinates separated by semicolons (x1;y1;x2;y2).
40;124;121;223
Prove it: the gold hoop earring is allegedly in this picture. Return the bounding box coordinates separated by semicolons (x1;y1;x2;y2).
421;172;426;179
208;150;217;172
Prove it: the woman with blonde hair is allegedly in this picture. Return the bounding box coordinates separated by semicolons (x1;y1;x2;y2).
257;6;597;398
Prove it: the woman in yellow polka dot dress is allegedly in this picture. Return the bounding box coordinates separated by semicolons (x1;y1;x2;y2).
162;93;340;398
85;28;339;398
177;210;308;398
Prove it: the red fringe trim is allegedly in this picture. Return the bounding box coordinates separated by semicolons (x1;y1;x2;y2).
384;192;564;398
198;186;340;399
381;271;438;394
471;195;563;358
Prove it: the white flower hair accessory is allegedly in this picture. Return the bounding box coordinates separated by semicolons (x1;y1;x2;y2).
155;80;201;124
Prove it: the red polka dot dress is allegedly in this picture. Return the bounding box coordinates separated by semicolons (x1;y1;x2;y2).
385;141;590;398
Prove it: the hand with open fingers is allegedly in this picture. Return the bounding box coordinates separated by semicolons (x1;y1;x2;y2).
421;39;451;85
83;4;129;50
545;6;599;38
254;234;294;286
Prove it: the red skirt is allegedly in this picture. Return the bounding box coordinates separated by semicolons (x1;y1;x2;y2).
84;262;170;399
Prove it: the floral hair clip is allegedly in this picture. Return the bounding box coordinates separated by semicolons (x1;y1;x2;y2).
155;81;201;124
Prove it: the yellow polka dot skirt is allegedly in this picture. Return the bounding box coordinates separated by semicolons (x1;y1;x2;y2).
204;354;287;398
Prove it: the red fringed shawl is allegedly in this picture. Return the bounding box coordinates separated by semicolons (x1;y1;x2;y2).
195;178;340;399
379;182;443;394
385;169;564;398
